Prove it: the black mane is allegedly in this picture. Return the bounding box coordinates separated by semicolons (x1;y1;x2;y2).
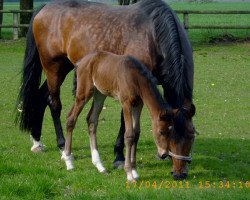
139;0;194;138
126;55;170;111
139;0;194;109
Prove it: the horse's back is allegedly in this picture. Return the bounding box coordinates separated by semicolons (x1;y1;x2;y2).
33;0;155;66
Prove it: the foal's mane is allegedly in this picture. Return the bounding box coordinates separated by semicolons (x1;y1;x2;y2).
126;56;169;111
139;0;194;109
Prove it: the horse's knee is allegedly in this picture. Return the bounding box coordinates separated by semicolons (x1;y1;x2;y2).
124;132;135;145
67;117;75;132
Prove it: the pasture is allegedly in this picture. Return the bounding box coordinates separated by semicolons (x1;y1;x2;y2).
0;1;250;200
0;40;249;199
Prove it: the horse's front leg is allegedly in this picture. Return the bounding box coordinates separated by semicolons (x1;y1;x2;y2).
87;90;107;173
62;96;88;170
123;103;136;182
130;104;143;180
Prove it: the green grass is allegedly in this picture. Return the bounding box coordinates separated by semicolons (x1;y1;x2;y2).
0;37;250;199
1;2;250;42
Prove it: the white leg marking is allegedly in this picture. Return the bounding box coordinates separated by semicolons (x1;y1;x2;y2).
127;172;134;182
92;149;106;173
31;139;45;152
61;151;74;170
132;169;139;180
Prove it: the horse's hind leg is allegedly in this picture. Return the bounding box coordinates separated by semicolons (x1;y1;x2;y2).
30;81;49;152
87;90;107;173
50;59;74;150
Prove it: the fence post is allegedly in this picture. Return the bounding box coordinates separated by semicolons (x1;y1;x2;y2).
13;11;18;40
183;12;189;33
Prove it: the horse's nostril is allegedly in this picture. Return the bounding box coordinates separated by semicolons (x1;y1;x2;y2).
161;153;168;160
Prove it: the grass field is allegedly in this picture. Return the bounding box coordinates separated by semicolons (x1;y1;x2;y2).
0;1;250;199
0;38;250;199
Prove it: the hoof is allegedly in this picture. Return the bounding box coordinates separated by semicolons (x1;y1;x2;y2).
132;170;140;180
31;141;45;153
61;151;74;170
100;168;109;174
127;174;137;183
113;161;125;169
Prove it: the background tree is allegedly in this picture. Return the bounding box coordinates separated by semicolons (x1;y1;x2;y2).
118;0;139;5
20;0;33;37
131;0;138;3
0;0;3;38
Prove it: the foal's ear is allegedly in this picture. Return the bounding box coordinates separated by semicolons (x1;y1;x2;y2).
159;109;173;121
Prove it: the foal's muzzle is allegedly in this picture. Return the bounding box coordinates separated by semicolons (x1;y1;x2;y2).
156;153;168;160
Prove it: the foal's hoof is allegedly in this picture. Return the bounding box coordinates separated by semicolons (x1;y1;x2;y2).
132;170;140;180
113;161;125;169
31;142;45;153
61;151;74;170
100;168;109;174
127;175;138;183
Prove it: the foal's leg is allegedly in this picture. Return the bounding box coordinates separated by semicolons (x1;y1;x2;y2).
62;72;94;170
62;90;94;170
130;104;143;180
86;90;107;173
123;103;136;181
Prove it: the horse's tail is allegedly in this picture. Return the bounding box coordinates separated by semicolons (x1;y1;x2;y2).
140;0;194;108
15;5;45;132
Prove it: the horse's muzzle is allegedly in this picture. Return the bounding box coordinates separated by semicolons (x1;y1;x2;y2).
172;172;188;180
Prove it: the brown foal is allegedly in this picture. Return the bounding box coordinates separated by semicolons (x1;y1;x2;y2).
61;51;174;181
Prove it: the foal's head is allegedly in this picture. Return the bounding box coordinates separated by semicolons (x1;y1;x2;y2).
152;109;174;160
168;103;196;180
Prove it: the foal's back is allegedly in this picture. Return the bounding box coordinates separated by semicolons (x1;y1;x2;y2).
77;51;150;102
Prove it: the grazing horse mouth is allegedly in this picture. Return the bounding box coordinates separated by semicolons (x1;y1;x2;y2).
156;151;192;180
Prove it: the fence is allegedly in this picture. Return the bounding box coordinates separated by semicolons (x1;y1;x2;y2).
0;10;250;39
176;10;250;30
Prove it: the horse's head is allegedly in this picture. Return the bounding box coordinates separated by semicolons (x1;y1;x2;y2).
152;104;196;180
168;103;196;180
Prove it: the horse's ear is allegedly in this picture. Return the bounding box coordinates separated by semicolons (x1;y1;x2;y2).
159;109;173;121
189;103;196;117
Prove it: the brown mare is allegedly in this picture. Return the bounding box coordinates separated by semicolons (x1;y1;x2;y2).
62;51;174;181
16;0;196;180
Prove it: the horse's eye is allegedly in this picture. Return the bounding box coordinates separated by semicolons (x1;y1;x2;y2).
168;126;173;131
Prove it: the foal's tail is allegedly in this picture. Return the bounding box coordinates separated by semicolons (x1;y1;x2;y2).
15;6;45;132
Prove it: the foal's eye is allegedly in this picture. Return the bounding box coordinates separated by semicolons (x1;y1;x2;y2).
159;131;165;135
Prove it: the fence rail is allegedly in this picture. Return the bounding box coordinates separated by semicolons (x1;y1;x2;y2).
176;10;250;31
0;9;250;39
